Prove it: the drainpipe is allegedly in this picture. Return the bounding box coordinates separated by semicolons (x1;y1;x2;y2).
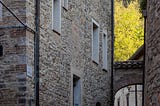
142;9;147;106
34;0;40;106
111;0;114;105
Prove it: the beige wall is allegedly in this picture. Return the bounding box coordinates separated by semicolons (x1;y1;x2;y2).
27;0;112;105
0;0;112;105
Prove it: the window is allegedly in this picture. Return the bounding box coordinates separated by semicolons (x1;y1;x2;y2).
73;75;81;106
0;45;3;57
52;0;61;34
102;32;108;70
62;0;68;10
92;19;99;63
0;0;2;21
96;102;101;106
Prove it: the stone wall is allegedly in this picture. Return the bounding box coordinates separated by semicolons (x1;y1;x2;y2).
145;0;160;105
0;0;112;106
113;61;143;95
0;0;29;105
0;0;35;105
33;0;111;105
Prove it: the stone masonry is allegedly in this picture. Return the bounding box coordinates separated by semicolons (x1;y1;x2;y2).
113;61;143;95
0;0;112;106
3;0;160;106
145;0;160;105
0;0;29;105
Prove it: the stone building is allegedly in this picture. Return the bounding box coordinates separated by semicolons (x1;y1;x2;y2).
1;0;160;106
144;0;160;105
0;0;112;106
115;0;160;106
114;45;144;106
114;0;160;104
114;0;160;105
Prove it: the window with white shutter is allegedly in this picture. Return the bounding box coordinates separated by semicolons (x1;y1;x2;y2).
92;19;99;64
52;0;61;34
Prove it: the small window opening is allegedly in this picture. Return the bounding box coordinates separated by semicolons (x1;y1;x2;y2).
0;0;2;21
73;75;81;106
92;19;99;63
52;0;61;34
102;33;108;70
0;45;3;56
96;102;101;106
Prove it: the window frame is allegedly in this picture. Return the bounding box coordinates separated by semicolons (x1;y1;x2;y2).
91;19;100;64
0;45;3;57
62;0;68;10
52;0;61;34
73;75;81;106
0;0;2;21
102;30;108;71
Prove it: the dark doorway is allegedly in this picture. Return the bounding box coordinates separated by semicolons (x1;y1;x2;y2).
96;102;101;106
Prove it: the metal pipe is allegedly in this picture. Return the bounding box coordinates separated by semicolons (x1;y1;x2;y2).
34;0;40;105
111;0;114;105
142;10;147;106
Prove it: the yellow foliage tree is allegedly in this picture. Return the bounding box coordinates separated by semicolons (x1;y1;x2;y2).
114;0;144;61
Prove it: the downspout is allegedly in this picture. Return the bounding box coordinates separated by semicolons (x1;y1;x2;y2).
111;0;114;105
142;0;147;104
34;0;40;106
142;9;147;106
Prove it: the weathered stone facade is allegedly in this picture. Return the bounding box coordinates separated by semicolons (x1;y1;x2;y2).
0;0;29;105
0;0;112;106
2;0;160;106
145;0;160;105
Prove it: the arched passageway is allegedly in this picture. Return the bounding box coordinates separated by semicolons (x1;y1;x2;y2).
113;61;143;95
114;85;143;106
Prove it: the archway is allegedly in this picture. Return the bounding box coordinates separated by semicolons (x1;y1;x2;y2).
114;84;143;106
